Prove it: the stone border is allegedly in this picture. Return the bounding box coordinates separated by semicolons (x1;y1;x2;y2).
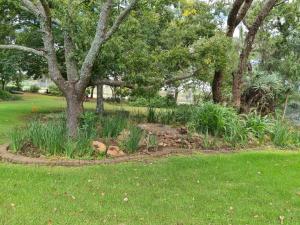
1;144;217;167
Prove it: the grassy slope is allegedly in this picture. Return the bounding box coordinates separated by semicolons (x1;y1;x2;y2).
0;94;300;224
1;153;300;225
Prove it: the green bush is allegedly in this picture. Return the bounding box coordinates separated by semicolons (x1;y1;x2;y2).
189;102;247;146
0;89;21;101
121;126;143;153
48;85;63;96
29;85;40;93
244;113;270;143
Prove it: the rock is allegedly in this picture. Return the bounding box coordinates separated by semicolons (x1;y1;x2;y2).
92;141;106;153
107;146;126;157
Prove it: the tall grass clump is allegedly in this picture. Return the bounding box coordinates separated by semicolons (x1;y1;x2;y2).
189;102;247;146
10;128;27;152
244;113;270;143
271;120;292;148
10;113;100;158
121;126;143;153
147;107;157;123
100;114;128;138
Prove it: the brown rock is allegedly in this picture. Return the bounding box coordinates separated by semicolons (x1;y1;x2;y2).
107;146;126;157
92;141;106;153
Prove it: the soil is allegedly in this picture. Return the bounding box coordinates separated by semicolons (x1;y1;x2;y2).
138;123;202;149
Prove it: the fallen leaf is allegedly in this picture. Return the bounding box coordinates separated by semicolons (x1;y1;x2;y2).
279;215;285;224
123;197;128;202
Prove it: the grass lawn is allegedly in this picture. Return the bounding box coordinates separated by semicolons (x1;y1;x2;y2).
0;94;300;224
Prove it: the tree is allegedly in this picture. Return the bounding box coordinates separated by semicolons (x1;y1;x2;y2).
0;0;137;137
211;0;254;103
232;0;279;108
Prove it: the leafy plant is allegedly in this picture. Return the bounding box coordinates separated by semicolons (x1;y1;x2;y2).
121;126;143;153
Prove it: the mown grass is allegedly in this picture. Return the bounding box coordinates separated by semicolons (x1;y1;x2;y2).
1;152;300;225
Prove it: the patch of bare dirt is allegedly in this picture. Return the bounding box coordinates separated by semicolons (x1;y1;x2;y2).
138;123;202;150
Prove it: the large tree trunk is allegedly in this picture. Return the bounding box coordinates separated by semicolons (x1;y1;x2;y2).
96;83;104;115
212;70;224;103
66;92;84;138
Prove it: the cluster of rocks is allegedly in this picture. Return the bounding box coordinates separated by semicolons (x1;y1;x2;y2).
138;123;201;149
92;141;126;157
92;123;202;157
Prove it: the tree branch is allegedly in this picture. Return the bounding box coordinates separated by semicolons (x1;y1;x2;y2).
0;44;46;57
104;0;137;41
21;0;40;17
235;0;254;26
78;0;113;84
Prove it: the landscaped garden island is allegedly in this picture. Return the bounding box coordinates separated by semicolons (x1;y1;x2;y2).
0;0;299;224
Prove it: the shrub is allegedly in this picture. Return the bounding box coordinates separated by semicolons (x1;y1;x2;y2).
189;102;247;146
48;85;63;96
121;126;143;153
0;89;21;101
244;113;270;143
29;85;40;93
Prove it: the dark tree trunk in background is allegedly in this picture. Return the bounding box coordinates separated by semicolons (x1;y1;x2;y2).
174;87;179;103
96;83;104;115
90;86;95;99
212;70;224;103
1;81;5;90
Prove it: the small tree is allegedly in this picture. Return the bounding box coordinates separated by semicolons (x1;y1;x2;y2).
0;0;137;137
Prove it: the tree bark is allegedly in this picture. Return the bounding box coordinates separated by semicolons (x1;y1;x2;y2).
212;70;224;103
66;92;84;138
90;86;95;99
211;0;254;104
232;0;278;108
96;83;104;115
1;80;5;90
282;94;289;120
